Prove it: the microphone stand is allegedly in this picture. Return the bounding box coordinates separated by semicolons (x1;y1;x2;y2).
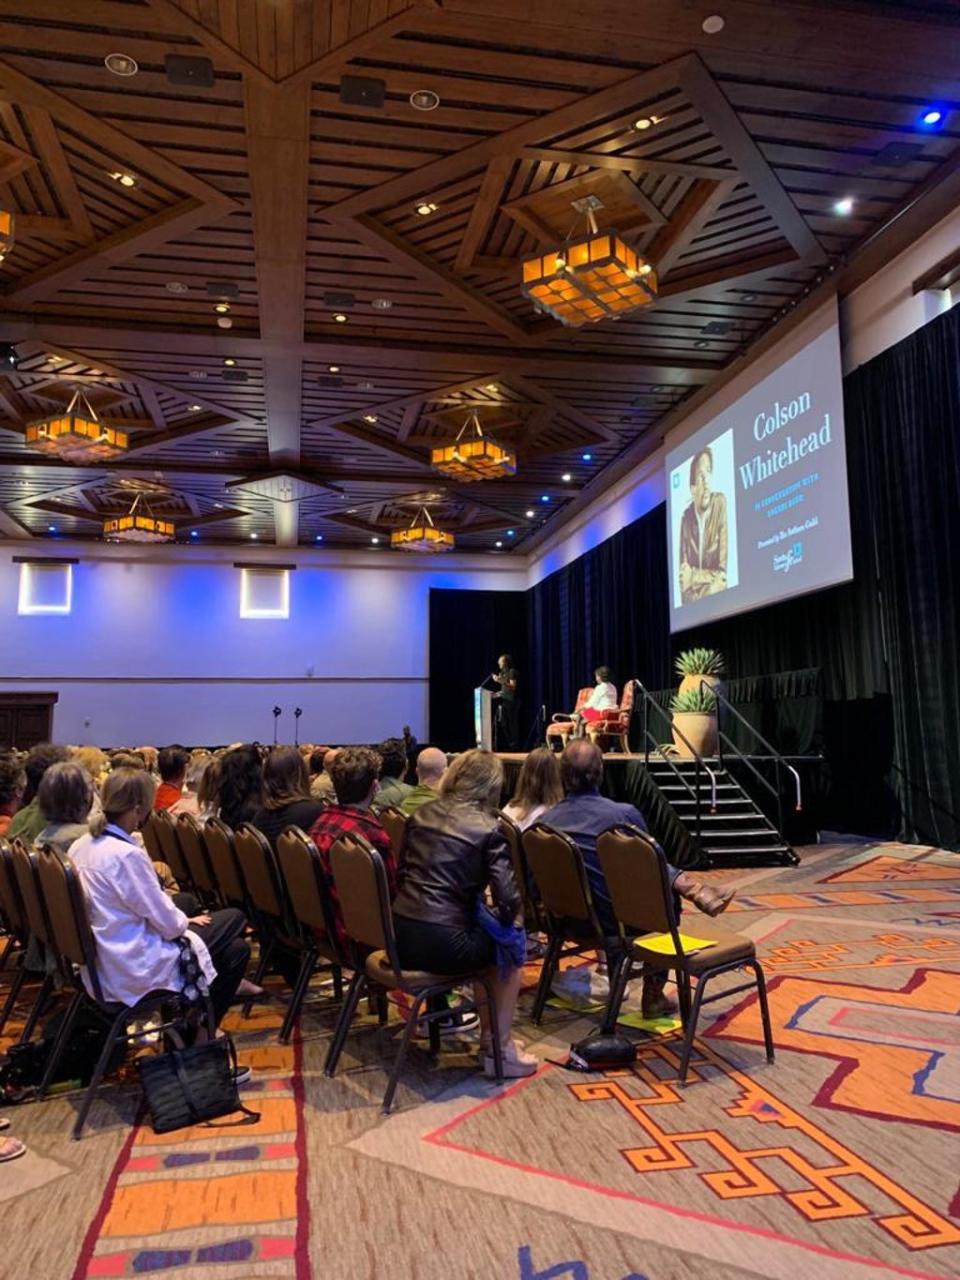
272;705;282;745
294;707;302;747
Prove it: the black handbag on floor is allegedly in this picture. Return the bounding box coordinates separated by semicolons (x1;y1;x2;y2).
136;1031;259;1134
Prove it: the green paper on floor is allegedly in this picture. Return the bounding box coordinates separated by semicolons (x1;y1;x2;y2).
616;1010;683;1034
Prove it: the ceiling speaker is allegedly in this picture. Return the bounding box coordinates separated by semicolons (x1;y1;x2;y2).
323;290;355;308
338;75;385;108
165;54;215;88
222;368;248;383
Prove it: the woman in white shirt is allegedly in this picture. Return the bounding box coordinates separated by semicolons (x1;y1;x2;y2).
69;768;250;1027
576;666;618;735
502;747;564;831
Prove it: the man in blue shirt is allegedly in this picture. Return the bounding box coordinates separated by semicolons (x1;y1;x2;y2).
542;740;733;1017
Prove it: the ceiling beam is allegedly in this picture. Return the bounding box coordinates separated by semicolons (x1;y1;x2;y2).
455;156;514;272
519;148;737;183
676;56;826;266
142;0;275;87
306;373;501;432
649;179;739;279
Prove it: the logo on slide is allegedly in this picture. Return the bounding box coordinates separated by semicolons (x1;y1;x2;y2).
672;471;680;489
773;541;803;573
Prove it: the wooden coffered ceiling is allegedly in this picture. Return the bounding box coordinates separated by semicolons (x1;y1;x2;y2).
0;0;958;551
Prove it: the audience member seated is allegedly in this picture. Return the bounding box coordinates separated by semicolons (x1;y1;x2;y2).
575;666;618;735
187;756;221;825
250;746;325;849
392;749;536;1077
402;724;418;780
543;740;734;1017
372;737;413;812
7;743;70;845
71;745;109;787
110;750;146;771
217;744;264;831
32;761;93;860
400;746;447;815
502;747;563;831
309;746;397;949
154;745;189;811
70;768;250;1028
0;750;25;838
169;752;213;819
136;745;159;775
309;747;337;802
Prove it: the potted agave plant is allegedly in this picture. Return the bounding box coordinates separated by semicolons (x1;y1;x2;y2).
670;684;718;758
675;647;725;699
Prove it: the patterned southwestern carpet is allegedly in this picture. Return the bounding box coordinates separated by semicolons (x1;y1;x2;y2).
2;839;958;1280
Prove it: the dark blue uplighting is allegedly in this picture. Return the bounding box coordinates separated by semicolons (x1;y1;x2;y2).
190;530;199;538
48;525;57;534
507;529;515;537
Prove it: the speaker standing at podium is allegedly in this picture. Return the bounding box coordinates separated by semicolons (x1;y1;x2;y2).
493;653;519;751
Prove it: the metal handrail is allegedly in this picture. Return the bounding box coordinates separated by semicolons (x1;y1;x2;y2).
634;680;718;841
700;679;802;813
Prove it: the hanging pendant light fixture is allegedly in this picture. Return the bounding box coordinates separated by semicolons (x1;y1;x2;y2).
0;208;13;263
25;387;129;463
521;195;657;328
430;410;516;482
103;490;174;543
390;505;455;552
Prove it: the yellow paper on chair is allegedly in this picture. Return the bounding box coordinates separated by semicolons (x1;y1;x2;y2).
637;932;718;955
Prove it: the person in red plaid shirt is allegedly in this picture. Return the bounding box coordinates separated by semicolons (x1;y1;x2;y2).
308;746;398;949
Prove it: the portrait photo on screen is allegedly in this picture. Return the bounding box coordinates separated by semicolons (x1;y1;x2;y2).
669;428;739;610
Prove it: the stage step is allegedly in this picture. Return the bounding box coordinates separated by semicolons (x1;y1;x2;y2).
640;755;798;868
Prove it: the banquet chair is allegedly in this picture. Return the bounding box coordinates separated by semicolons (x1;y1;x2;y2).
587;680;635;754
597;826;774;1084
546;687;593;751
274;827;349;1042
176;813;219;906
9;840;56;1043
0;841;37;1036
498;813;543;933
234;823;312;998
148;809;193;892
201;817;249;911
520;824;608;1025
377;805;407;865
324;832;502;1113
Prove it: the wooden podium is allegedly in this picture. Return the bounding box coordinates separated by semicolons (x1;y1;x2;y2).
474;685;496;749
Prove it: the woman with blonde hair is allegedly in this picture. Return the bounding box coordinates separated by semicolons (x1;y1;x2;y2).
502;747;563;832
392;748;536;1078
69;768;250;1027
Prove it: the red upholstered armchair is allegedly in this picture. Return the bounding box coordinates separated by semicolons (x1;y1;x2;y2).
545;687;593;750
586;681;635;753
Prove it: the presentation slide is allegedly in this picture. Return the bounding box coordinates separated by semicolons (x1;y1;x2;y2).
665;321;852;632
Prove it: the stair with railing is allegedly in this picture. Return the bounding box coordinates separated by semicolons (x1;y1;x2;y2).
634;680;801;869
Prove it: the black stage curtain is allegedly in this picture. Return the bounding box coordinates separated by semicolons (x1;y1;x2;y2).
428;588;528;751
429;304;960;848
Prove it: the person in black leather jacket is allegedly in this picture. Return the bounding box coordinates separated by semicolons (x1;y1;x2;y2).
393;749;537;1079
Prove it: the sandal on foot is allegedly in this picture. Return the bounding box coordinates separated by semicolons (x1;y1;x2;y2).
0;1137;26;1162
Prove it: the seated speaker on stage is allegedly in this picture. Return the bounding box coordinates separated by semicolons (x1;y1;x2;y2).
574;666;618;736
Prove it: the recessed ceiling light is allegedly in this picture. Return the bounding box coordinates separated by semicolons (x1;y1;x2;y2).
561;472;572;482
333;313;348;323
525;509;535;518
328;365;340;373
371;536;380;544
347;508;357;514
410;89;440;111
833;196;855;216
920;107;943;127
48;525;57;533
109;171;137;187
250;532;258;540
214;302;230;314
415;201;438;217
741;292;757;302
223;358;236;366
214;502;223;508
495;540;503;548
484;383;499;393
581;452;592;462
363;414;378;424
694;339;710;348
507;529;515;537
540;494;550;503
165;281;189;294
189;369;207;379
315;534;323;542
211;449;225;457
358;380;375;391
217;316;233;329
371;297;392;310
188;404;202;412
190;530;198;538
702;14;725;34
105;52;138;77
